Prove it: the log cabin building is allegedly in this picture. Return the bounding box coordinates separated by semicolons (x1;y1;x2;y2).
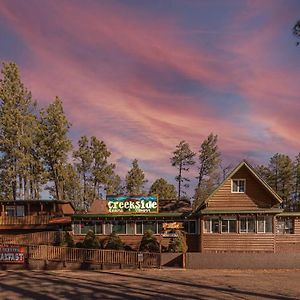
0;160;299;253
70;160;300;253
0;200;74;234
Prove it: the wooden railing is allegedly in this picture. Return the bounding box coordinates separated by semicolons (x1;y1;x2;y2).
0;231;64;245
0;215;52;225
22;244;160;268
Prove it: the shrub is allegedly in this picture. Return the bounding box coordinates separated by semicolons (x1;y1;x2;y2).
60;231;74;247
139;230;160;252
104;232;124;250
167;230;188;253
82;230;100;249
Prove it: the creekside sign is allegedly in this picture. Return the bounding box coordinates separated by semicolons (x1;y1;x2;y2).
0;246;25;263
106;195;158;214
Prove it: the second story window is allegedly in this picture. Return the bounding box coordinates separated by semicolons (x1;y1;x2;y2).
232;179;246;193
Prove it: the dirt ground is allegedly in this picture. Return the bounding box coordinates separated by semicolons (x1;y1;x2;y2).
0;269;299;299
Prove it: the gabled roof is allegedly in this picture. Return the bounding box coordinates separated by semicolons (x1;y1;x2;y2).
194;160;283;213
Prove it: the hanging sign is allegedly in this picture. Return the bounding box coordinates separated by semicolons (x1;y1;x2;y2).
0;246;25;263
106;195;158;213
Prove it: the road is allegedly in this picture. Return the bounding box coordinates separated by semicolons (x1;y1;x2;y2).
0;269;299;299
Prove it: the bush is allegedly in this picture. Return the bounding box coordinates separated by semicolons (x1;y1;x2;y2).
82;230;100;249
167;230;188;253
139;230;160;252
60;231;74;247
104;232;124;250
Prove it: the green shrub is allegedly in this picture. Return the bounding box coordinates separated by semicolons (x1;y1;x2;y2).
139;230;160;252
60;231;74;247
82;230;100;249
167;230;188;253
104;232;124;250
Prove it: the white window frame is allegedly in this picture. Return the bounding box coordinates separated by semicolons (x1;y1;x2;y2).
221;217;237;233
231;179;246;193
239;216;256;233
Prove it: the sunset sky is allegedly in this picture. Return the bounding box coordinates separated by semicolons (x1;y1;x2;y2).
0;0;300;191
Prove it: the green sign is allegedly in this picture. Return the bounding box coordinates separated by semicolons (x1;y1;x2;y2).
106;195;158;213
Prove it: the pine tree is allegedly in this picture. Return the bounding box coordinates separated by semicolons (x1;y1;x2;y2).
149;178;177;200
105;173;122;195
104;232;124;250
90;136;115;199
170;141;195;201
39;97;72;200
0;62;42;200
73;135;93;208
139;230;160;252
193;134;221;208
269;154;293;209
293;153;300;210
126;159;147;194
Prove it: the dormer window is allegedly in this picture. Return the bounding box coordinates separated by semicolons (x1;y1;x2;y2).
231;179;246;193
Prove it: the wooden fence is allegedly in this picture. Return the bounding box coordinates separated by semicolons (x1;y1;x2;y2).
22;244;160;268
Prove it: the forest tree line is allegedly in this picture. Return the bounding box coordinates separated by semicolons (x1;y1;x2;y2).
0;62;299;211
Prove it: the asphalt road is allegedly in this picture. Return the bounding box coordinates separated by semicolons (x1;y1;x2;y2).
0;269;299;299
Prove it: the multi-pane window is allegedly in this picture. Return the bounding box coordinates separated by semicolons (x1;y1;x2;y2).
240;217;255;233
204;218;220;233
112;221;126;234
277;218;293;234
257;216;273;233
232;179;246;193
221;217;237;233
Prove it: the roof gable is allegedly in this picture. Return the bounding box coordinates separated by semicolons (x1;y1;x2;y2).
196;160;282;212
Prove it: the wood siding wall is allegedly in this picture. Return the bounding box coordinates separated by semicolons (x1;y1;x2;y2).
207;166;276;210
202;234;275;252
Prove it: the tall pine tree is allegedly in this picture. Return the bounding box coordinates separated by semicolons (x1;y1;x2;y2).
126;159;147;194
170;141;195;201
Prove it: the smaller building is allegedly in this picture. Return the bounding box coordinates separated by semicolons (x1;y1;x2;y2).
0;200;74;234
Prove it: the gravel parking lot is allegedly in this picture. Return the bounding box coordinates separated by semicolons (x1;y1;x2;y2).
0;269;299;299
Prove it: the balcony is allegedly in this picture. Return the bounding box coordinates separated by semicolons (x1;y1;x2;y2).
0;215;70;226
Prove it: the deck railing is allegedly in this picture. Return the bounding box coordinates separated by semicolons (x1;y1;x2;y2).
0;215;53;225
19;244;160;268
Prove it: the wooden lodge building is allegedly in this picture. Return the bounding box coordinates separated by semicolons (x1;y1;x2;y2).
1;160;300;253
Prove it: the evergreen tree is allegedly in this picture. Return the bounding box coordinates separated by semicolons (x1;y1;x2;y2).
82;230;100;249
63;163;82;210
39;97;72;200
90;136;115;199
167;230;188;253
104;232;124;250
268;154;293;209
126;159;147;194
293;153;300;210
105;173;122;195
73;135;93;208
170;141;195;201
193;134;221;208
0;62;42;200
139;230;160;252
149;178;177;200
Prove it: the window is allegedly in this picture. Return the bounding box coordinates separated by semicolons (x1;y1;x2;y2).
136;222;143;234
6;206;15;217
16;206;25;217
183;221;197;234
126;222;135;235
277;218;293;234
240;217;255;233
232;179;246;193
221;217;237;233
204;218;220;233
80;222;95;234
73;223;81;235
112;221;126;234
104;222;112;235
143;221;157;234
257;216;273;233
95;223;103;234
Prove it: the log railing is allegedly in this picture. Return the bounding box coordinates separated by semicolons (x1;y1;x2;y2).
23;244;160;268
0;215;52;225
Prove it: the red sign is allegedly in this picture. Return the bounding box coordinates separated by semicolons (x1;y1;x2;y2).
0;246;25;263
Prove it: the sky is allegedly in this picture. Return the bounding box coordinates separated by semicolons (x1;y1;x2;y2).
0;0;300;193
